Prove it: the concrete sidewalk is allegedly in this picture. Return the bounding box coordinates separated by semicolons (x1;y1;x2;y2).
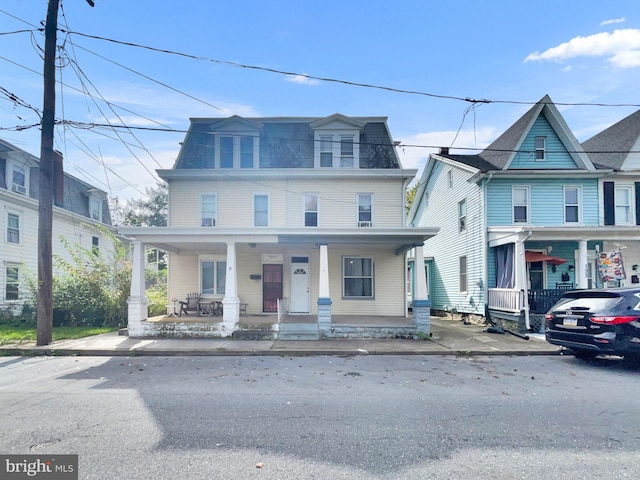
0;317;560;357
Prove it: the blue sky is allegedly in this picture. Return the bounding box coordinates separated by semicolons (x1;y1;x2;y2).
1;0;640;203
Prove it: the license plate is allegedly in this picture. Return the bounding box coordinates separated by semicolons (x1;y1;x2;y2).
562;318;578;327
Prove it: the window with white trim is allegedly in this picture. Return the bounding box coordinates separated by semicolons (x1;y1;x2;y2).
304;194;318;227
254;194;269;226
320;136;333;167
459;256;467;293
201;194;217;227
11;165;26;195
458;199;467;232
90;197;102;221
340;136;354;168
564;186;581;224
5;265;19;301
535;136;546;160
615;186;632;224
447;170;453;189
315;132;359;169
512;186;529;223
357;194;373;227
200;259;226;295
343;257;374;298
217;135;257;168
6;213;19;244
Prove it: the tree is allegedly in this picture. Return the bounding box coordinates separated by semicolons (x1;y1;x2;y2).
405;183;419;214
121;182;168;227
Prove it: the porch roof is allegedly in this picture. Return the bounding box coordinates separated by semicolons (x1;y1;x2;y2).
118;226;439;255
488;225;640;245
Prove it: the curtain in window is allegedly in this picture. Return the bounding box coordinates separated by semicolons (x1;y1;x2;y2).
495;243;514;288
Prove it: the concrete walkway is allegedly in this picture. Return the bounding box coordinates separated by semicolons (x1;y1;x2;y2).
0;317;560;357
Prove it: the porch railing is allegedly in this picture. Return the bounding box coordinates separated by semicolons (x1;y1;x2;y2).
528;289;567;314
488;288;523;313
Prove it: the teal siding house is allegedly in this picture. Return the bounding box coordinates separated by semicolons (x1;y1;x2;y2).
408;96;640;332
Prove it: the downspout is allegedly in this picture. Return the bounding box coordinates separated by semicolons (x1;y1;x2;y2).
482;174;492;315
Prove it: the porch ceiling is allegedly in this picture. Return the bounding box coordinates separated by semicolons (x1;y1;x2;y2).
118;226;438;254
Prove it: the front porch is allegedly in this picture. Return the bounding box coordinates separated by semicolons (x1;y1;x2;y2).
132;312;418;340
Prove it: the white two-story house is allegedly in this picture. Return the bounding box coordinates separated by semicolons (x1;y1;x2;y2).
0;138;115;313
120;114;437;338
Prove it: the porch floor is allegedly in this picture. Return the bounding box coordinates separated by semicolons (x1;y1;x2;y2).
150;313;414;327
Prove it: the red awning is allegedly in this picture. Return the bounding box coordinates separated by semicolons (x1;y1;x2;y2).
525;251;568;265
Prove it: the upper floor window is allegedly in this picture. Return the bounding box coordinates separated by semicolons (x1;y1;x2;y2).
447;170;453;189
217;135;257;169
90;197;102;221
320;136;333;167
343;257;374;298
458;199;467;232
201;194;217;227
254;194;269;226
534;136;546;160
357;194;373;227
564;186;581;224
615;187;632;224
11;165;26;195
5;265;19;301
315;132;359;169
304;194;318;227
92;236;99;255
6;213;19;244
459;256;467;293
512;186;530;223
340;136;354;168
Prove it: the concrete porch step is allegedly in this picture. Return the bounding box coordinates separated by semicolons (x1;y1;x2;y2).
277;322;320;341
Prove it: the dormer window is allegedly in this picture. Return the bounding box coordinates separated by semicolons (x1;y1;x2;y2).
340;136;354;168
216;135;258;168
90;196;102;221
11;165;26;195
320;136;333;167
535;136;546;160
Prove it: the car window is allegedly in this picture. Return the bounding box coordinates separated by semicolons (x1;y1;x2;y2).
552;296;622;311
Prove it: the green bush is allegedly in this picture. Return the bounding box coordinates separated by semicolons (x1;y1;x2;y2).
146;283;168;317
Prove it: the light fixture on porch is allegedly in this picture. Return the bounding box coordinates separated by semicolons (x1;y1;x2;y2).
567;265;575;272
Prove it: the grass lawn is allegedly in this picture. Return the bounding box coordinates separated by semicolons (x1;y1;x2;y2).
0;324;119;345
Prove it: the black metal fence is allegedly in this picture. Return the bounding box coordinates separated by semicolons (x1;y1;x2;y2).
528;289;567;314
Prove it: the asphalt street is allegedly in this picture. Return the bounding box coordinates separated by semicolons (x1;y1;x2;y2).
1;354;639;479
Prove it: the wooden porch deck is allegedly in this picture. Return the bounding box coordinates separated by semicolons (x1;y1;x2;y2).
149;313;413;327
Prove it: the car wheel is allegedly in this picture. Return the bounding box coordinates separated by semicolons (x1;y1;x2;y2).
623;353;640;365
572;349;598;360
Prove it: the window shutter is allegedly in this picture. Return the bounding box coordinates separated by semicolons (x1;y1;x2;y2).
635;182;640;226
603;181;615;225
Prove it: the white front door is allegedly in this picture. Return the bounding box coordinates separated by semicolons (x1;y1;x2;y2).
290;264;310;313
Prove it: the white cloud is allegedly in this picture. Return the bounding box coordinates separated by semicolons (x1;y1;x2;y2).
285;74;321;86
524;28;640;69
601;17;625;26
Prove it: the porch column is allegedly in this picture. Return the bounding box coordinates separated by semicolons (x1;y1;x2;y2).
577;239;588;289
412;244;431;335
127;240;148;336
317;244;332;334
222;241;240;335
515;238;531;331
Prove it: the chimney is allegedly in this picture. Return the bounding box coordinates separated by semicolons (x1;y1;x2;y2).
53;150;64;207
439;147;449;155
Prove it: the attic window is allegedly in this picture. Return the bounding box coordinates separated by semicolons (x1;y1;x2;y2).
90;197;102;221
534;136;546;161
11;165;26;195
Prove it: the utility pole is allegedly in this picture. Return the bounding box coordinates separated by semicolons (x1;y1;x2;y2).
36;0;59;346
37;0;94;346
